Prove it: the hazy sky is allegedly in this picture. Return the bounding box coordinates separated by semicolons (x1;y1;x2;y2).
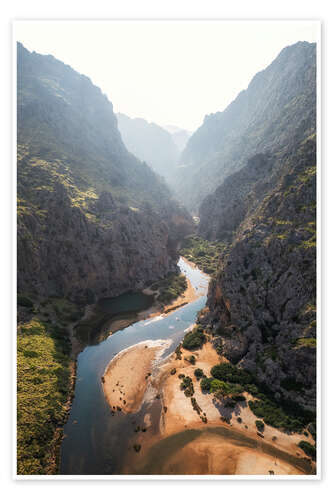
15;21;319;131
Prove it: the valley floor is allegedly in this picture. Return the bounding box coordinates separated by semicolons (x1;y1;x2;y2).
103;340;315;476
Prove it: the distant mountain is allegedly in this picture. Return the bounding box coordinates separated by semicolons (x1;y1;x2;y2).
17;43;193;303
173;41;316;211
164;125;192;155
116;113;179;180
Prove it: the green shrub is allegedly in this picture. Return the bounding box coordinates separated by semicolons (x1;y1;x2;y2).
194;368;204;379
298;441;316;460
180;376;194;397
200;377;213;392
233;394;246;402
255;420;265;432
186;355;196;365
182;326;206;350
248;398;305;433
210;362;253;385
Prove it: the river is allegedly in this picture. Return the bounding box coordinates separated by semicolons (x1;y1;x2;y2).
60;257;210;474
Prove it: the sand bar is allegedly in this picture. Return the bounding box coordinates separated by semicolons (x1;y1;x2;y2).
102;339;171;414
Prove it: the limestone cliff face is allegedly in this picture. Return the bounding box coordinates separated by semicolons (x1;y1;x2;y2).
201;136;316;412
17;43;193;303
173;41;316;211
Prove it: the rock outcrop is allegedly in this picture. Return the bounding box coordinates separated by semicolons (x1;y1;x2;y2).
201;135;316;412
17;43;193;303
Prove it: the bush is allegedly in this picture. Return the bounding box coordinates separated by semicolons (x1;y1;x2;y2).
194;368;204;379
186;355;196;365
175;344;182;360
200;377;213;392
248;398;305;433
210;362;253;385
255;420;265;432
298;441;316;460
233;394;246;402
182;327;206;350
180;376;194;397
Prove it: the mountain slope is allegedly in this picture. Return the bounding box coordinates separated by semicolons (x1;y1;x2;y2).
17;43;193;303
116;113;179;180
173;41;316;211
200;133;316;413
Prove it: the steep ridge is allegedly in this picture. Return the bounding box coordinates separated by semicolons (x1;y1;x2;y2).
200;134;316;413
17;43;193;304
173;41;316;211
116;113;179;181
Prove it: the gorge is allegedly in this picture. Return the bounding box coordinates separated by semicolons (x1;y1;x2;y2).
16;39;317;476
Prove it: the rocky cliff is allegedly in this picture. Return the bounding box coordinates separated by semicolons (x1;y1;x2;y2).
201;135;316;412
173;41;316;211
17;43;193;304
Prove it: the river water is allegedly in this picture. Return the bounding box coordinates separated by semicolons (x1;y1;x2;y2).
60;258;210;475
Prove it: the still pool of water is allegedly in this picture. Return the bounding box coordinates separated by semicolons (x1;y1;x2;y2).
60;258;210;475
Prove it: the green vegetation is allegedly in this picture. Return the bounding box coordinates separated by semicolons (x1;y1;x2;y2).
248;398;307;433
180;235;228;275
186;355;196;365
200;377;213;392
151;272;187;305
191;397;202;415
298;441;316;460
17;319;72;474
294;337;316;348
194;368;204;379
210;362;253;385
280;377;305;391
255;420;265;432
208;361;313;433
175;344;182;360
180;376;195;397
182;325;206;350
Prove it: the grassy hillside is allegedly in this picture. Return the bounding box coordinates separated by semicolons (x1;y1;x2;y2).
17;319;73;474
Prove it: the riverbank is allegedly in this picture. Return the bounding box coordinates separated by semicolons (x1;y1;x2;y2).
116;339;315;475
101;271;201;338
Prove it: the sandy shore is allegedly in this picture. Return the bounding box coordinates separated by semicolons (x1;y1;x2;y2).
102;339;171;414
120;339;315;475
